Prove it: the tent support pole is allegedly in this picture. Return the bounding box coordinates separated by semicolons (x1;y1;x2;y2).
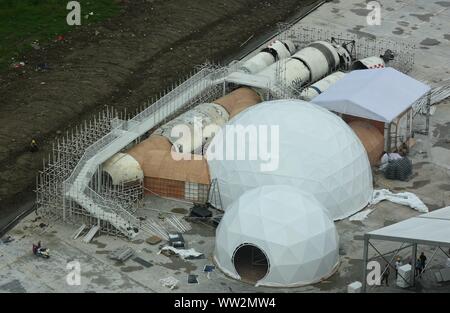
362;236;369;293
425;91;431;135
411;243;417;287
386;123;392;152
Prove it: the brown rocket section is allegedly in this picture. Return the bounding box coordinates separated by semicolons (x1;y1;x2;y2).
127;135;210;201
349;121;384;166
123;87;261;201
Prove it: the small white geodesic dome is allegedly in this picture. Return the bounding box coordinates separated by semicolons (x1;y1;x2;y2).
206;99;373;220
214;185;339;287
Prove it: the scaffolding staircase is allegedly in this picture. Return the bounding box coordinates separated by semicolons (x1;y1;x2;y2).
64;70;217;239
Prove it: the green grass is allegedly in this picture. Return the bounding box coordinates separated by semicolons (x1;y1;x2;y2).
0;0;120;69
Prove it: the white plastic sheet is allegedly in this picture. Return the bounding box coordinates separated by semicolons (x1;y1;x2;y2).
159;246;204;259
370;189;429;213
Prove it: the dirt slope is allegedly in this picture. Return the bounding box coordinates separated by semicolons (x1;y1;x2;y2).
0;0;317;224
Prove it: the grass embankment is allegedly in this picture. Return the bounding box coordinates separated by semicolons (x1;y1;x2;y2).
0;0;120;69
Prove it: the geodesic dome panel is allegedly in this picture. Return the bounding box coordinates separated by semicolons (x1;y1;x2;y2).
214;185;339;287
206;99;373;220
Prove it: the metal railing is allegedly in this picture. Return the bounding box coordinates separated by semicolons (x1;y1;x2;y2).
62;65;230;238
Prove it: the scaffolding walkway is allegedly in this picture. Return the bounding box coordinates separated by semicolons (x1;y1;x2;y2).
63;70;218;239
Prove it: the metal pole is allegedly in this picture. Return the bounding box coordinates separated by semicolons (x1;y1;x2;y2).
411;243;417;287
386;123;392;152
362;236;369;293
425;91;431;135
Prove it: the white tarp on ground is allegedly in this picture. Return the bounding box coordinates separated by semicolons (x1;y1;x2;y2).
159;246;203;259
370;189;429;213
368;206;450;247
312;68;431;123
349;189;428;221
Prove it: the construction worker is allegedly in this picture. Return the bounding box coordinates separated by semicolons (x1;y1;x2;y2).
395;256;402;278
30;139;39;152
420;252;427;273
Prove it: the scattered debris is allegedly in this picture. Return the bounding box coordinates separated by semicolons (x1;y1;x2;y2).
1;236;15;244
32;241;50;259
108;246;135;262
159;276;178;290
168;233;185;248
146;235;162;245
203;265;215;279
36;63;50;71
187;274;199;284
347;281;362;293
165;215;191;233
56;35;65;42
203;265;215;273
435;268;450;282
370;189;429;213
11;62;25;69
383;157;413;181
82;224;100;243
72;224;86;240
31;41;40;50
132;257;153;268
159;246;203;260
212;215;223;227
349;209;375;221
190;204;212;219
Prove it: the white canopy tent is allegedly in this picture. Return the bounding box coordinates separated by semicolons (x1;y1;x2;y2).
312;68;431;123
361;206;450;292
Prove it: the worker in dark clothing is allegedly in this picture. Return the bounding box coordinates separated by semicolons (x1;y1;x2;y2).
381;264;390;286
420;252;427;272
30;139;39;152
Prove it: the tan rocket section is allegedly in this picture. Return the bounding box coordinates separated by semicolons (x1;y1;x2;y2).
103;87;262;202
214;87;261;118
127;135;210;201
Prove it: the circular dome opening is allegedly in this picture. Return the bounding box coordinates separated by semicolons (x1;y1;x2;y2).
232;243;269;284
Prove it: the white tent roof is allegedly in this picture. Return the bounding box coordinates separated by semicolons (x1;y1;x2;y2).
312;68;431;123
367;206;450;247
214;185;339;287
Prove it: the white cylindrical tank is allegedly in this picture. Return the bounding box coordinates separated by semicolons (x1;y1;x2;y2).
300;71;346;101
102;152;144;185
351;56;385;70
259;41;341;87
238;40;295;74
291;41;340;82
154;102;229;154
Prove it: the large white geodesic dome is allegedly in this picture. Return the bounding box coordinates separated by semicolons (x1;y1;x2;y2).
206;99;373;220
214;185;339;287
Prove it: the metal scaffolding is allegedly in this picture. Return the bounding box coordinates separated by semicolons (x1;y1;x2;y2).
35;64;237;239
274;23;415;98
35;24;419;239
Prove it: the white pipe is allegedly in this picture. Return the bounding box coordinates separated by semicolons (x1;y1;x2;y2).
300;71;346;100
239;40;295;74
259;40;341;88
154;102;229;154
